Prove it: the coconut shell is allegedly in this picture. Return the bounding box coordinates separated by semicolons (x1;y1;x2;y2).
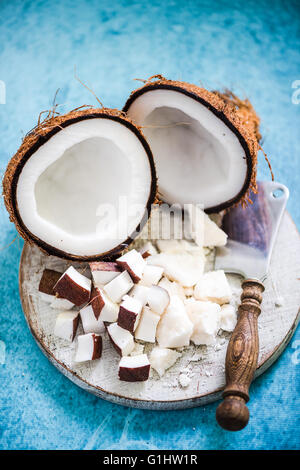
3;107;157;261
123;77;261;212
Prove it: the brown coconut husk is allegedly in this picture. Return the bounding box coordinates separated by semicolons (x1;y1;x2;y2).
3;106;157;261
214;89;262;143
124;75;265;212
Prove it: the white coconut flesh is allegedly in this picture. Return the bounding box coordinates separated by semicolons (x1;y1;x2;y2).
16;118;154;257
126;89;248;209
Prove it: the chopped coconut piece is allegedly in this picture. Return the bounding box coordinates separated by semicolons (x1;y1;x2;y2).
134;306;160;343
75;333;102;362
150;347;181;377
89;261;121;287
54;311;79;342
156;239;183;253
80;305;105;334
50;297;74;310
129;285;150;306
38;269;62;303
187;205;227;247
140;265;164;286
116;249;146;283
180;239;204;255
139;242;157;258
91;286;118;322
107;323;135;356
118;296;143;332
204;213;227;247
179;373;191;388
118;354;150;382
54;266;91;306
104;270;134;303
194;270;232;304
147;252;205;287
186;299;221;345
156;296;193;348
39;268;75;309
147;285;170;315
220;304;237;332
89;286;103;319
130;343;144;356
158;277;186;301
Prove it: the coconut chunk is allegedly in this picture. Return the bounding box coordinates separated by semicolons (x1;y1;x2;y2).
158;277;186;301
80;305;105;335
118;354;150;382
90;286;118;322
156;296;193;348
117;296;143;332
129;285;150;306
147;285;170;315
54;311;79;342
194;270;232;305
89;286;104;319
54;266;91;306
134;306;160;343
104;271;134;303
186;299;221;345
204;213;227;247
38;269;62;303
75;333;102;362
179;239;204;255
147;252;205;287
220;304;237;332
179;373;191;388
139;242;157;258
116;249;146;283
150;347;181;377
130;343;144;356
39;268;75;309
140;265;164;286
156;239;183;253
107;323;135;356
187;204;227;247
89;261;121;287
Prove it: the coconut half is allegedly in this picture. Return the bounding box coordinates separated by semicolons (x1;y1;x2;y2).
124;79;259;212
3;108;157;260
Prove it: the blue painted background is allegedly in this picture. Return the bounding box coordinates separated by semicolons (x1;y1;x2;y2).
0;0;299;450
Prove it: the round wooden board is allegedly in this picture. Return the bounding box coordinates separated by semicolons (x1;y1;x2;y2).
19;211;300;410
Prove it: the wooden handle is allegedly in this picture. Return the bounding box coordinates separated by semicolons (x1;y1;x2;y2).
216;279;265;431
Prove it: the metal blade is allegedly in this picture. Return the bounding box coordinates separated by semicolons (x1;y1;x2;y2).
215;181;289;281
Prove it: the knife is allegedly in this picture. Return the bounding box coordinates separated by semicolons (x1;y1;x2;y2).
215;181;289;431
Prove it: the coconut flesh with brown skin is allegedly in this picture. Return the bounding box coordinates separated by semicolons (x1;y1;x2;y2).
3;78;261;263
3;108;157;261
124;77;260;212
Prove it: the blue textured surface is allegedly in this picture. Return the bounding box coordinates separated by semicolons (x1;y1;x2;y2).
0;0;299;450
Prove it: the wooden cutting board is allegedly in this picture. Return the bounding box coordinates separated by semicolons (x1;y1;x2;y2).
19;211;300;410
